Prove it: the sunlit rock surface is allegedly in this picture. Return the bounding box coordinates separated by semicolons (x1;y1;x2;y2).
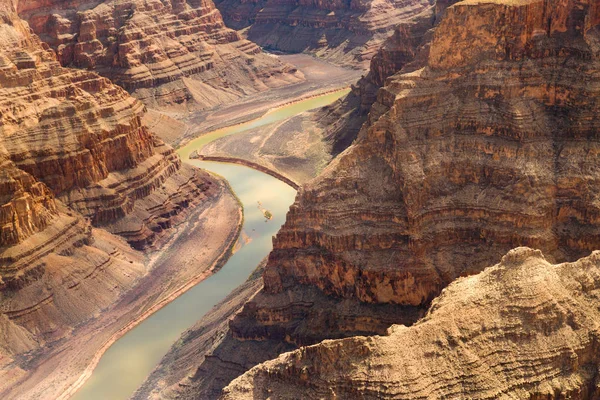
18;0;304;110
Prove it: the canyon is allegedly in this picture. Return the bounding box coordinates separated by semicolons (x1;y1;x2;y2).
224;247;600;399
0;0;359;397
4;0;600;398
135;0;600;399
0;0;243;397
214;0;435;68
17;0;304;110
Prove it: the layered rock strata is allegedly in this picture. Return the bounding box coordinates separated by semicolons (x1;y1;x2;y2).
224;247;600;399
323;0;448;154
0;5;217;250
214;0;435;68
257;0;600;336
17;0;304;110
0;0;225;362
160;0;600;398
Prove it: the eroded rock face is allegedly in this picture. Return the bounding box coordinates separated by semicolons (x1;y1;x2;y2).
214;0;435;68
0;4;217;250
17;0;304;109
170;0;600;397
223;247;600;399
262;0;600;321
0;159;57;250
0;0;222;358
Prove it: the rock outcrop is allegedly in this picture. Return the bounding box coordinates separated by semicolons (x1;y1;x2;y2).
0;0;225;361
159;0;600;398
256;0;600;336
0;3;219;250
17;0;304;110
214;0;435;68
323;0;447;154
223;247;600;399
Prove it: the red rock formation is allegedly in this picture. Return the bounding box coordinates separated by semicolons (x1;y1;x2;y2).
0;160;57;250
17;0;304;109
214;0;435;67
0;4;218;250
223;248;600;399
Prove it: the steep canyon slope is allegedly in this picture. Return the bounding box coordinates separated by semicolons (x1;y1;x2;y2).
254;0;600;343
146;0;600;398
224;247;600;399
195;2;444;186
214;0;435;68
0;0;226;377
17;0;304;110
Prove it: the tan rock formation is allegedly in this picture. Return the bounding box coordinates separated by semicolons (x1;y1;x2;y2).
0;3;217;250
0;0;225;363
17;0;304;110
0;157;147;359
223;247;600;399
158;1;600;398
214;0;435;68
261;0;600;325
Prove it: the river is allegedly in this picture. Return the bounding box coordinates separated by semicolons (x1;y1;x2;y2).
70;89;348;400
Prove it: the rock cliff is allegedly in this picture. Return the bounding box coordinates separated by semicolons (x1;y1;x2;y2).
17;0;304;110
0;3;219;250
257;0;600;334
159;0;600;397
214;0;435;68
0;0;225;361
223;247;600;399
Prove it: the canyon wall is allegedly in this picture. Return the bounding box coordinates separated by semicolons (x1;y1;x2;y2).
155;0;600;398
214;0;435;68
17;0;304;110
224;247;600;399
0;3;219;250
258;0;600;333
0;0;224;361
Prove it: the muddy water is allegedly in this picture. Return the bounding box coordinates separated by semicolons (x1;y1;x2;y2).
71;89;347;400
178;88;350;160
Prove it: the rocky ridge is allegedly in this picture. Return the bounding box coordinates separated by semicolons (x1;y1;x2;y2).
0;3;218;250
223;247;600;399
0;0;225;364
214;0;435;68
154;0;600;398
255;0;600;338
17;0;304;110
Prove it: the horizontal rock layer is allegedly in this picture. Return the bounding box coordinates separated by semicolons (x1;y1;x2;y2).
0;4;216;251
0;0;226;362
261;0;600;323
171;0;600;397
214;0;434;67
18;0;304;109
223;247;600;399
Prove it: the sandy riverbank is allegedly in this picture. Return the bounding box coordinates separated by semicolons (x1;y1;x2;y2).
146;54;363;148
1;178;243;400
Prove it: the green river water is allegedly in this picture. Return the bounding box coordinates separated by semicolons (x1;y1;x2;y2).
70;88;349;400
